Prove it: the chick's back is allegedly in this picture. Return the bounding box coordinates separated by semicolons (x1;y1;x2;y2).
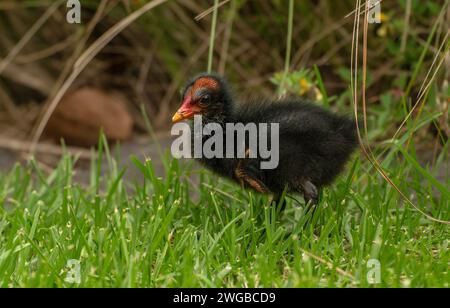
233;99;358;190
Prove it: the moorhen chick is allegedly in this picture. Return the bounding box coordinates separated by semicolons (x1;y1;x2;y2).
172;73;358;207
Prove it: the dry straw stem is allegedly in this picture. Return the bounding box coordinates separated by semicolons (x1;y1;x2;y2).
416;29;449;102
0;137;91;160
29;0;168;154
390;5;449;144
195;0;231;21
299;248;355;281
0;1;54;10
392;30;450;149
351;0;450;225
344;0;382;19
15;33;80;64
0;0;64;75
30;0;110;148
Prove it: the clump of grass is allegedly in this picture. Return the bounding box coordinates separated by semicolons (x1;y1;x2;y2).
0;134;448;287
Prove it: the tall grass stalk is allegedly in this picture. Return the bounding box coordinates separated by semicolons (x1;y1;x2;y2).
278;0;295;96
207;0;220;73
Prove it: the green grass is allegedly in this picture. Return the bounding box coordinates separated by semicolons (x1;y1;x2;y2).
0;0;448;289
0;134;448;288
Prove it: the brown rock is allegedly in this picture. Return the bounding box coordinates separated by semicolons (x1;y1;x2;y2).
45;88;133;147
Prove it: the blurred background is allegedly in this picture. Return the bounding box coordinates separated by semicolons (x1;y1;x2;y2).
0;0;448;176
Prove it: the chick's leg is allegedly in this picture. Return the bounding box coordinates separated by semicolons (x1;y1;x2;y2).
234;149;269;194
235;163;268;193
301;180;319;205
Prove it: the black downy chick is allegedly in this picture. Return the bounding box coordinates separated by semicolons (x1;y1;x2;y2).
172;73;358;207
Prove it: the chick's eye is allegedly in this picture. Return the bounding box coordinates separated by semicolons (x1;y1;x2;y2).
199;94;211;104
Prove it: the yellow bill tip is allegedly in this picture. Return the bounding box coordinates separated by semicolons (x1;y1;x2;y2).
172;112;184;123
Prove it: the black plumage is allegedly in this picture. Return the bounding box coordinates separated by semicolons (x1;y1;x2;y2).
172;73;358;206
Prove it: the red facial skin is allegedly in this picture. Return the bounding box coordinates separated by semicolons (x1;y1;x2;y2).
172;77;218;123
172;95;202;123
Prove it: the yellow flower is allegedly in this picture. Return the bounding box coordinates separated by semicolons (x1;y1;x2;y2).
379;12;388;22
299;78;310;95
